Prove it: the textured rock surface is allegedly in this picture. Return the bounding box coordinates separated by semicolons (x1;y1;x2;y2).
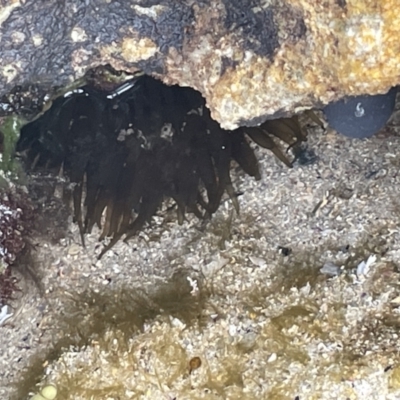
0;0;399;129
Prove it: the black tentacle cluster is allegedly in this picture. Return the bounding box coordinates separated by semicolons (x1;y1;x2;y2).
17;75;308;258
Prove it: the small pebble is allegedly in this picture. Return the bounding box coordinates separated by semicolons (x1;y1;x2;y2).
68;244;81;256
320;262;341;276
41;384;57;400
30;395;46;400
324;87;397;138
189;357;202;374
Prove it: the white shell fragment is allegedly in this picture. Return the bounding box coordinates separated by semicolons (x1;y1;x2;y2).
201;255;228;278
0;305;13;326
390;296;400;305
356;255;377;278
249;255;267;269
187;276;199;295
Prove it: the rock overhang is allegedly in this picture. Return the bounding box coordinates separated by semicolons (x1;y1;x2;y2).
0;0;399;129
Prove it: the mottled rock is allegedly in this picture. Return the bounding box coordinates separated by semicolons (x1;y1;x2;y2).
0;0;399;129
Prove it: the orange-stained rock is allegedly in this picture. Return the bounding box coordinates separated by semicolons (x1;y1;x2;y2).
0;0;399;128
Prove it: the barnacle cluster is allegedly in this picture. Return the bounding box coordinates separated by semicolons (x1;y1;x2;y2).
17;74;311;257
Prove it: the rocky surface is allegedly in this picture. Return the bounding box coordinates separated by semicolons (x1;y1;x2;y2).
0;0;399;129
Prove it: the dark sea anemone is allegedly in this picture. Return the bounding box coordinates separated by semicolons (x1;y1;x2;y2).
17;74;310;258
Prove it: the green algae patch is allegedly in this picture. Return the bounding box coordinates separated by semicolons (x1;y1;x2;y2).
12;269;211;400
0;114;27;184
